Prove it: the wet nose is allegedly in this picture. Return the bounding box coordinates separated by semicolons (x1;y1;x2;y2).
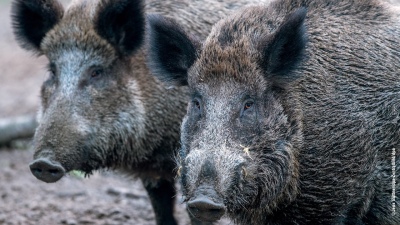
29;158;65;183
187;193;225;222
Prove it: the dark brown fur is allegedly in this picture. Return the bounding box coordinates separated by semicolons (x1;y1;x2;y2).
11;0;263;224
147;0;400;224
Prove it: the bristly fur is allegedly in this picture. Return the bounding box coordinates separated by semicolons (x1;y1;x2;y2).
11;0;64;54
259;7;307;88
147;0;400;224
147;14;200;87
11;0;265;224
94;0;145;56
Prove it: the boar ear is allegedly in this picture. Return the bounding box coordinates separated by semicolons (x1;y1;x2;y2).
94;0;145;56
11;0;64;54
147;14;200;87
260;7;307;88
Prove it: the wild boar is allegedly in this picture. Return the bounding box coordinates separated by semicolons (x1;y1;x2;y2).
147;0;400;224
11;0;261;224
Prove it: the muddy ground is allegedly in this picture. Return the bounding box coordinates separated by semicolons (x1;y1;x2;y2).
1;0;400;225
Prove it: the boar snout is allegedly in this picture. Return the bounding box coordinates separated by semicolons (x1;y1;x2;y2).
187;185;226;222
29;158;65;183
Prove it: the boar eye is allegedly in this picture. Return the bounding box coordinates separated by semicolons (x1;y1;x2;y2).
244;101;254;111
241;99;255;118
193;99;201;110
90;68;104;79
192;98;202;114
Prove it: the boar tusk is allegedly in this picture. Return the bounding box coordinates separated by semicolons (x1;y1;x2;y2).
177;166;182;177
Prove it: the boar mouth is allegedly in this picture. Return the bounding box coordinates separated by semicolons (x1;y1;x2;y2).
187;185;226;222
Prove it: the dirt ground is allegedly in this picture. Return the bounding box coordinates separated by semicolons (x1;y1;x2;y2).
1;0;400;225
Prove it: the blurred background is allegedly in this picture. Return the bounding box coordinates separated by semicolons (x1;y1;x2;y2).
0;0;399;224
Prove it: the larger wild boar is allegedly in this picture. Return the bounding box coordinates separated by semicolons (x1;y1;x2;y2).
11;0;260;224
147;0;400;224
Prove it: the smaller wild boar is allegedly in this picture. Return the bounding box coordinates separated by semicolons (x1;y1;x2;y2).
147;0;400;224
11;0;262;224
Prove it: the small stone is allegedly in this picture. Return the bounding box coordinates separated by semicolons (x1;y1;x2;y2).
61;219;78;225
0;214;6;223
78;219;95;224
109;209;122;216
57;191;86;198
96;212;106;219
1;193;7;199
124;191;146;199
106;187;122;196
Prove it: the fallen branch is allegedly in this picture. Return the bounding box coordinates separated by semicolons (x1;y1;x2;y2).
0;115;38;146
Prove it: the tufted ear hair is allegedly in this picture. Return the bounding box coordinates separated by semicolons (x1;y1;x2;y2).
259;7;308;88
11;0;64;54
94;0;145;57
146;14;200;87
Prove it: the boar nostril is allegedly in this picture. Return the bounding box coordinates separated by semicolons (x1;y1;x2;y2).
29;158;65;183
187;196;226;222
31;168;43;173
